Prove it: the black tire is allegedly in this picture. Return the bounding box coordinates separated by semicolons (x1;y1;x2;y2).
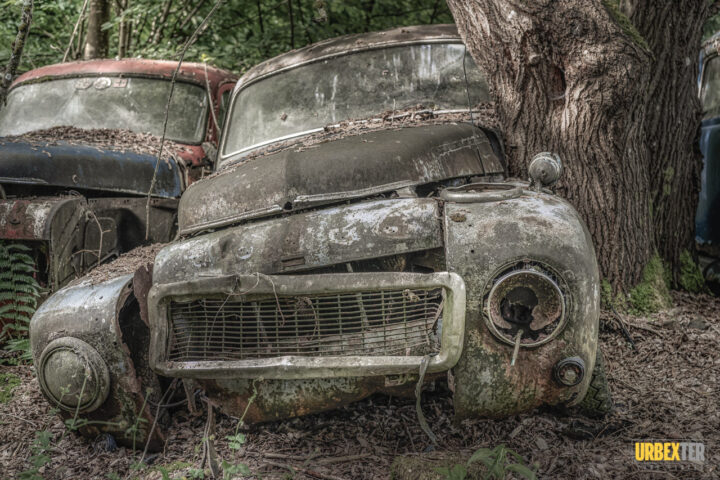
577;348;613;417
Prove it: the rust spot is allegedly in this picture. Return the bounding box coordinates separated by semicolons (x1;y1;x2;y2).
450;212;467;222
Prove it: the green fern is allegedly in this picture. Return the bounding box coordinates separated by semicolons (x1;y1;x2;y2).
0;242;41;359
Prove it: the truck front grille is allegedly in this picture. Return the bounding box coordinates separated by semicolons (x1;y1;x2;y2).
167;288;443;362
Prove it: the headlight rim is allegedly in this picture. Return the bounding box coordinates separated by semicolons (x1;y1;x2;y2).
37;336;110;413
482;259;569;348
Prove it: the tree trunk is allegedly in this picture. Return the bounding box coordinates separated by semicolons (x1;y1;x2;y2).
117;0;130;58
447;0;654;290
1;0;33;106
623;1;710;283
84;0;110;59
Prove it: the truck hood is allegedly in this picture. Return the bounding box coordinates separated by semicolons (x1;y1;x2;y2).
178;123;504;235
0;139;182;198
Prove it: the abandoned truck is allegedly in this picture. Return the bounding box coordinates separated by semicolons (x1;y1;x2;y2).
0;59;237;293
30;25;607;448
698;34;720;294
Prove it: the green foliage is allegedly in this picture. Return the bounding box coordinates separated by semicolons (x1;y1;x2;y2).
704;10;720;41
434;444;536;480
678;250;705;293
221;460;251;480
226;432;246;451
188;469;206;479
0;371;20;403
1;0;453;74
18;430;53;480
0;242;40;362
628;253;673;315
435;464;468;480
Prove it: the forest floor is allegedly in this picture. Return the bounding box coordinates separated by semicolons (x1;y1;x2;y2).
1;291;718;480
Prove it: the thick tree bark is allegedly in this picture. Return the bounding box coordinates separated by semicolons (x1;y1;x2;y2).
1;0;33;106
447;0;654;290
624;1;710;283
84;0;111;59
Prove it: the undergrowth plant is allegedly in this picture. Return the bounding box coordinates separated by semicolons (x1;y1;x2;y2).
436;444;537;480
0;242;41;362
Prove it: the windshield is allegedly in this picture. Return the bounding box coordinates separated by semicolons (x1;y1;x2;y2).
0;77;209;143
702;55;720;120
222;42;490;160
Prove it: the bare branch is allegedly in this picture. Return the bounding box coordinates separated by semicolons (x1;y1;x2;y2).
145;0;225;239
63;0;90;62
1;0;33;106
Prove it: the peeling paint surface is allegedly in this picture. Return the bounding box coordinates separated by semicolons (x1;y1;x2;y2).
178;123;499;235
30;275;165;450
0;198;56;240
443;191;600;418
155;198;443;284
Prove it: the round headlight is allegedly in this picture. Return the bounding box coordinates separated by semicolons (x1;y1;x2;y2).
483;261;567;347
38;337;110;413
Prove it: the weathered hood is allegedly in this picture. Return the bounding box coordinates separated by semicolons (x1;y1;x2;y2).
0;139;182;198
178;123;503;235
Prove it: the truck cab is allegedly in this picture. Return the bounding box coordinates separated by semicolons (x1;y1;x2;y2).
0;59;237;293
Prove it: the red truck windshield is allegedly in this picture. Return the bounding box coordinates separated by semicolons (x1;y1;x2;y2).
0;76;208;143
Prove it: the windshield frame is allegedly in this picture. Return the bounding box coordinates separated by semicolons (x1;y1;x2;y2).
3;73;210;145
218;38;473;168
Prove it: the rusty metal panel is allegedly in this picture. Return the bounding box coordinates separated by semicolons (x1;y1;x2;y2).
178;124;498;234
0;197;72;240
155;198;443;284
0;141;182;198
148;272;466;379
442;189;600;418
30;276;165;449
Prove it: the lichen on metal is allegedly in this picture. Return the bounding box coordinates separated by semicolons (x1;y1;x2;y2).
29;24;602;437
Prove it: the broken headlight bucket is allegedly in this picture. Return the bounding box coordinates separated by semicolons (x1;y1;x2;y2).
483;261;567;348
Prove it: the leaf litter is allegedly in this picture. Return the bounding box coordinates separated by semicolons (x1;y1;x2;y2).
0;291;717;479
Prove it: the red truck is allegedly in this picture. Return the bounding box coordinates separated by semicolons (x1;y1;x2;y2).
0;59;237;294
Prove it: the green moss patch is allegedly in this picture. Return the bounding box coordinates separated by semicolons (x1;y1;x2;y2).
628;254;673;315
602;0;650;50
0;372;21;403
678;250;705;293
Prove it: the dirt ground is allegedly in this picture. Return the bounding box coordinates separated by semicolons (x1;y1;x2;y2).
1;291;718;480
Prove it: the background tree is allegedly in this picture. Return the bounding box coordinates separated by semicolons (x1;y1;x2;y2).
447;0;717;295
0;0;32;105
83;0;110;58
0;0;454;72
625;1;714;284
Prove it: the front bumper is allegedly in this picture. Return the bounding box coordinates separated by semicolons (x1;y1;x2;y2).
148;272;466;379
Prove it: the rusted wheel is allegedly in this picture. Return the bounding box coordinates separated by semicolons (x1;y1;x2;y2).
577;348;613;417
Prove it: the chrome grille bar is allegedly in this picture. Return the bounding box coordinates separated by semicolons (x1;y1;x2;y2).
148;272;466;379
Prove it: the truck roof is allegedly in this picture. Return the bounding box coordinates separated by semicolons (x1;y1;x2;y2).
237;24;461;91
13;58;237;90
